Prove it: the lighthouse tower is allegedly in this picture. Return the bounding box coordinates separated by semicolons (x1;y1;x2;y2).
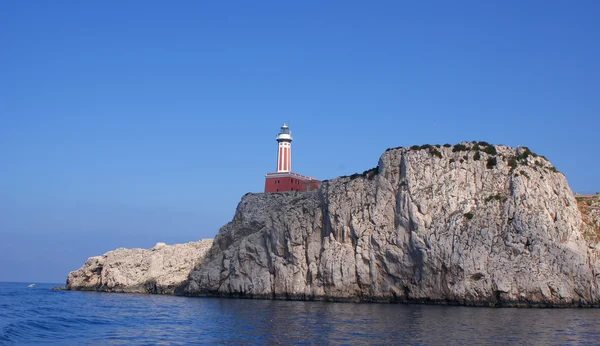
264;123;320;193
276;124;292;172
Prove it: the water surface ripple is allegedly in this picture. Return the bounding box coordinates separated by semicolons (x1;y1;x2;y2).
1;282;599;345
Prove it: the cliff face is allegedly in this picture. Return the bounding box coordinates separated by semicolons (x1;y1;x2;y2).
578;196;600;244
184;144;600;307
65;239;213;294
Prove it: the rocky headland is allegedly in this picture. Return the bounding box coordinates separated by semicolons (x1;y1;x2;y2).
62;143;600;307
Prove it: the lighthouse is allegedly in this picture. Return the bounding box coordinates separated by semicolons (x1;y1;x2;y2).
276;123;292;173
264;123;320;193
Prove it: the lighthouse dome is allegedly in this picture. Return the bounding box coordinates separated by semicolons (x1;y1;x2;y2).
276;123;292;141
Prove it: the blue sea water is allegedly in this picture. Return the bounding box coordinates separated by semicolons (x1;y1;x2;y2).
1;282;600;345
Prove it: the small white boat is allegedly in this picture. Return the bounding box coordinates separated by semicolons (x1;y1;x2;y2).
28;284;36;288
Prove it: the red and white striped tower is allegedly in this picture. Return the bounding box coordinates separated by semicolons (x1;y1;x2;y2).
276;123;292;173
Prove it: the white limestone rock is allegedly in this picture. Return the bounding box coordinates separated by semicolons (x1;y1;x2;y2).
65;239;213;294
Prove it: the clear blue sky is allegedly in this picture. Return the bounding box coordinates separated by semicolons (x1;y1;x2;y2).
1;1;599;283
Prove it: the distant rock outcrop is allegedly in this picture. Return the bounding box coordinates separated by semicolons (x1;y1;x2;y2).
64;239;213;294
183;143;600;307
578;195;600;244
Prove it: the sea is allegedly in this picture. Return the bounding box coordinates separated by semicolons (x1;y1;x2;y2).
1;282;600;345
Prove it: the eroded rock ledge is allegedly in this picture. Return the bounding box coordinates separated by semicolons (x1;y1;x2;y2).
62;239;213;294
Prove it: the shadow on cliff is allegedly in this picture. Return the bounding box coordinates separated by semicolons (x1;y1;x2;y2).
172;191;284;299
172;216;237;297
173;250;211;296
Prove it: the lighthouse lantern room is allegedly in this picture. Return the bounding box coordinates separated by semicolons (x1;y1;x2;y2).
264;124;320;193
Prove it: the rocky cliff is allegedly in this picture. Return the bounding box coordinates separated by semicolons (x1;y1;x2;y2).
64;239;213;294
183;143;600;307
